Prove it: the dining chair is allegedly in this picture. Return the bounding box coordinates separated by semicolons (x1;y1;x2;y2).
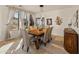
41;27;49;46
48;27;53;42
21;29;33;52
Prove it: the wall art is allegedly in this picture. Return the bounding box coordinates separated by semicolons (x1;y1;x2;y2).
56;16;62;25
47;18;52;25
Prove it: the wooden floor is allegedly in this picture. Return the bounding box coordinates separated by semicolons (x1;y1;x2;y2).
0;35;68;54
0;38;19;48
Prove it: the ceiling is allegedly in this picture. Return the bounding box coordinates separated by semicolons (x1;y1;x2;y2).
10;5;79;13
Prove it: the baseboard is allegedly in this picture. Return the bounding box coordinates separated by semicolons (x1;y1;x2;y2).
51;34;64;42
0;39;5;42
52;34;64;37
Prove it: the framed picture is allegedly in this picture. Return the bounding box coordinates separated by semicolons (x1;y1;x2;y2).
56;16;62;25
47;18;52;25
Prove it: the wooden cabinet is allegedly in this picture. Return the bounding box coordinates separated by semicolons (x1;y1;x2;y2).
64;28;78;54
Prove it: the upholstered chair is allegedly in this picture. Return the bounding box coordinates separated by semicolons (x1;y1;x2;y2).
48;27;53;42
41;27;49;46
21;29;32;52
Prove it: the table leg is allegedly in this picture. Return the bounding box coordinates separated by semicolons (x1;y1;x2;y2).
34;38;40;49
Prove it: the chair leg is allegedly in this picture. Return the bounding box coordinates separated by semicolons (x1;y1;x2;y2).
27;47;29;52
44;42;46;46
47;39;50;43
51;37;52;40
34;39;40;49
22;44;29;52
48;37;52;43
39;39;42;45
22;44;24;49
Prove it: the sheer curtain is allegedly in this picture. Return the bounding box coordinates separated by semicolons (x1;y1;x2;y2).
19;11;32;52
6;7;30;39
7;8;16;24
5;8;16;39
29;14;34;26
19;11;25;30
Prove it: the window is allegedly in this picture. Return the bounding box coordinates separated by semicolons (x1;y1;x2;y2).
23;13;28;29
13;11;19;20
12;10;19;30
9;10;28;30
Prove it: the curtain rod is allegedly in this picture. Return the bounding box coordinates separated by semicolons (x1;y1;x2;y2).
6;5;34;14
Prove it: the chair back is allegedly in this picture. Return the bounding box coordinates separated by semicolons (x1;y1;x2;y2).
48;27;53;40
43;27;49;43
21;29;30;51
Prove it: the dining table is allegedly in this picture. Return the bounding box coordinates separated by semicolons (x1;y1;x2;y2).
27;27;47;49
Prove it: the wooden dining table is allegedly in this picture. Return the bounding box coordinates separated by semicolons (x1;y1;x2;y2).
27;27;47;49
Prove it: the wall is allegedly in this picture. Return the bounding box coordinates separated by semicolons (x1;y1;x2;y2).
35;7;79;36
0;6;79;40
0;6;9;41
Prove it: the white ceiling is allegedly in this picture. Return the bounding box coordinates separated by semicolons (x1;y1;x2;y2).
11;5;79;13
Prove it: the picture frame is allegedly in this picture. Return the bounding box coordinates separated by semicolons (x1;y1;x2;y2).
47;18;52;25
56;16;62;25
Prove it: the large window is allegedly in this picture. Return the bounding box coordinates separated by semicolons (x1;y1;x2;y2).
13;11;19;19
8;10;28;30
23;13;28;29
8;10;19;30
12;11;19;30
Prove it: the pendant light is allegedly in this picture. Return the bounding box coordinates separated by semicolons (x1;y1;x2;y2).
39;5;45;28
39;5;44;17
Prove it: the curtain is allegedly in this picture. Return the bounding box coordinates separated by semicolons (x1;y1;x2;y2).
7;8;16;24
5;8;16;39
29;14;34;26
7;8;16;30
19;11;30;51
19;11;25;30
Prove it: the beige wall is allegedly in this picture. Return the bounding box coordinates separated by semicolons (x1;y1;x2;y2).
35;7;79;36
0;6;9;41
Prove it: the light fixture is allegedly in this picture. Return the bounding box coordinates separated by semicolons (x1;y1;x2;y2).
40;5;44;7
39;5;44;17
18;5;22;7
39;5;44;13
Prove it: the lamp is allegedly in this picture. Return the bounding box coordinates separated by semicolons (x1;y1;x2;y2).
40;5;44;7
39;5;45;28
39;5;44;13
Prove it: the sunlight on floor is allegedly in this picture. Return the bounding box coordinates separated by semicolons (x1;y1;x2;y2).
0;42;14;54
15;38;23;51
